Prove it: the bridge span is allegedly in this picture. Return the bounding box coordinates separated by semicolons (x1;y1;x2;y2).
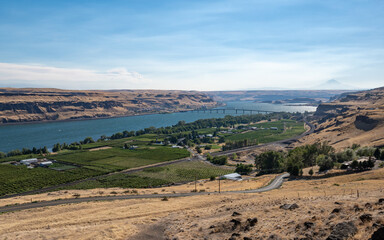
192;108;277;114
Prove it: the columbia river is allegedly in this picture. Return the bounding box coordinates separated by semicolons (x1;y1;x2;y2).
0;102;316;153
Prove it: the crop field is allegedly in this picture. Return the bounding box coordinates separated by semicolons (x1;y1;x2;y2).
0;137;190;196
64;161;234;189
224;120;304;143
51;146;190;172
0;164;101;196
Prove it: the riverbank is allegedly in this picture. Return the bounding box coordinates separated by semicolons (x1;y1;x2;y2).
0;102;316;153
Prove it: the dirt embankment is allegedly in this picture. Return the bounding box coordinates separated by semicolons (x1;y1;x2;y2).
0;88;217;124
294;87;384;149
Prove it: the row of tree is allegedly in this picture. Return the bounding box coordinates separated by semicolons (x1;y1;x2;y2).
0;146;49;158
254;143;383;176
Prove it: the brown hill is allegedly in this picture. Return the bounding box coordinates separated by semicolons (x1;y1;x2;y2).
0;88;217;124
295;87;384;149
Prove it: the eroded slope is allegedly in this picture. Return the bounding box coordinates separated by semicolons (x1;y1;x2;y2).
296;87;384;149
0;88;217;124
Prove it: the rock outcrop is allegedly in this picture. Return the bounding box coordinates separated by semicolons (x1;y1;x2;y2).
0;88;217;124
295;86;384;149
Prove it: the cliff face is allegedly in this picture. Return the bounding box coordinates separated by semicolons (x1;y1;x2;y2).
0;88;217;124
296;87;384;149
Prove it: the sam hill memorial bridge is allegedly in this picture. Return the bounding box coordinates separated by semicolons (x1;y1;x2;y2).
191;108;277;114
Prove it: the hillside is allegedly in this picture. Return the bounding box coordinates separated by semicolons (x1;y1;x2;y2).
0;88;217;124
295;87;384;149
1;168;383;239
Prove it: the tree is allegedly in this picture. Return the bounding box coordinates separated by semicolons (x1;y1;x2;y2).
255;151;284;174
195;146;202;154
210;156;227;165
82;137;95;144
52;143;61;152
374;148;381;160
317;154;334;172
0;151;6;159
235;164;253;175
43;146;49;154
308;168;314;177
350;159;359;169
286;150;304;176
206;153;212;161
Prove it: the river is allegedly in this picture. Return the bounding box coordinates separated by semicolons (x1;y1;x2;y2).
0;102;316;153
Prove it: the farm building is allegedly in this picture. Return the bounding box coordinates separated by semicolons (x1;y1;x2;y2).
39;161;53;167
20;158;38;165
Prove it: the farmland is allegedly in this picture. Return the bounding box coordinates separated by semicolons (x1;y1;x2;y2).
0;139;190;196
224;120;305;143
62;160;234;190
0;114;307;196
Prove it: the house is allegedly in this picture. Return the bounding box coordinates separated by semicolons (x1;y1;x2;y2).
251;127;258;130
222;173;242;181
129;145;138;150
206;134;213;137
20;158;38;165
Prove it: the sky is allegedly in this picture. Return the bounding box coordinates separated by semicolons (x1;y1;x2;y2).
0;0;383;91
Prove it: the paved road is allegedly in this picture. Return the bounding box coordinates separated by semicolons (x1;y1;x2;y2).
0;173;289;214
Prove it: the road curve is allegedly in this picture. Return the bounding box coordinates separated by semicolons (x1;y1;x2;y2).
0;173;289;214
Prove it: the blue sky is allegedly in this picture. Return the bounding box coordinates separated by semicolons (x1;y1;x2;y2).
0;0;383;90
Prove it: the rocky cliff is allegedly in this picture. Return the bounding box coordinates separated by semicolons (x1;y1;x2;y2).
296;87;384;149
0;88;217;124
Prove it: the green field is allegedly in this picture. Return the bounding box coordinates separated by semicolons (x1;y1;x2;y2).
225;120;305;143
0;136;190;196
0;164;101;196
51;146;190;172
64;161;234;189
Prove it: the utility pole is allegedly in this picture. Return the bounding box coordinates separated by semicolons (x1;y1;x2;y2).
195;175;197;192
219;178;221;193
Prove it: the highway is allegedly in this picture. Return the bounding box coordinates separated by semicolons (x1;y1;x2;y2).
0;173;289;214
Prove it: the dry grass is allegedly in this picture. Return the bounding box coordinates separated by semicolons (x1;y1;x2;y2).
1;169;384;239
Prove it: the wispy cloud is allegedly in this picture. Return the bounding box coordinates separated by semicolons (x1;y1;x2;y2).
0;63;150;89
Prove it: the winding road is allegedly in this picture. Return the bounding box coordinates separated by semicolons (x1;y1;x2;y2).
0;173;289;214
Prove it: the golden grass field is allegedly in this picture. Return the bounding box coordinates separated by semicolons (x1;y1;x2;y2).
1;168;384;239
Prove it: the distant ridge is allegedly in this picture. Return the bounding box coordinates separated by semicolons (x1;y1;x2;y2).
313;79;358;90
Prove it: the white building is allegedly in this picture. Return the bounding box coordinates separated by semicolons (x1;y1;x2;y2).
20;158;38;165
39;161;53;167
222;173;242;181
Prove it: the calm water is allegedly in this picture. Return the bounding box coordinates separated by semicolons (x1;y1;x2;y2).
0;102;316;153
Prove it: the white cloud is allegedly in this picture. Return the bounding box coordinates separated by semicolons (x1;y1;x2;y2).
0;63;150;89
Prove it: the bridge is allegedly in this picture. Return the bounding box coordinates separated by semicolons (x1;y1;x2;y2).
192;108;277;114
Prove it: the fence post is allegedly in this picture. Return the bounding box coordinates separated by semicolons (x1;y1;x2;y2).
219;178;221;193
